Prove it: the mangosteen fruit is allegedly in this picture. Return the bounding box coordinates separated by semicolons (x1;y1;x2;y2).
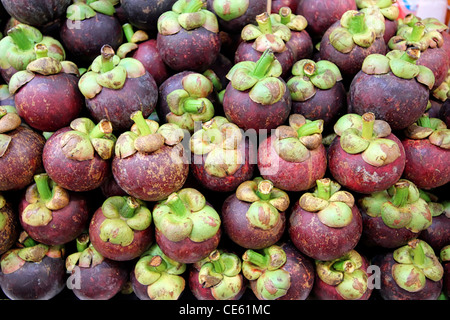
271;0;298;14
131;243;186;300
358;179;433;249
112;111;189;202
221;177;289;249
0;193;19;255
401;114;450;190
327;112;406;194
289;178;363;261
66;234;129;300
223;49;291;132
258;114;327;192
152;188;221;264
441;245;450;298
0;106;45;191
9;44;83;132
156;0;221;72
374;239;443;300
0;84;14;107
0;24;65;83
0;233;66;300
420;17;450;61
287;59;347;129
241;242;314;300
313;250;373;300
189;116;256;193
89;195;153;261
189;249;247;300
349;48;435;130
60;0;123;65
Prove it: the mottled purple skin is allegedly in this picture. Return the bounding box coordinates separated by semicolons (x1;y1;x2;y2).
60;13;123;66
444;261;450;298
43;127;111;192
234;41;295;79
441;32;450;59
419;214;450;254
440;99;450;128
71;259;129;300
191;139;256;193
15;73;84;132
383;19;398;44
417;47;449;90
1;0;70;27
208;53;233;94
257;135;327;192
320;21;387;80
0;126;45;191
100;175;128;198
0;200;19;255
112;144;189;202
250;242;315;300
401;138;450;190
312;254;373;300
359;205;420;249
349;71;430;130
374;252;443;300
296;0;357;41
89;206;154;262
222;81;292;132
18;193;90;246
289;200;363;261
286;30;314;62
86;72;158;132
0;255;66;300
155;224;222;264
206;0;267;34
327;134;406;194
271;0;299;13
189;264;247;300
157;27;221;73
291;82;347;129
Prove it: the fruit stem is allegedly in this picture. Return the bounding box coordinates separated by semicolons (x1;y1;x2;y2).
279;7;292;25
409;239;425;267
333;260;356;273
417;114;432;129
409;22;425;42
209;250;224;273
400;47;420;64
252;49;275;78
348;12;367;35
183;99;206;114
297;120;323;137
184;0;204;13
392;180;410;207
76;233;90;252
89;119;113;139
122;23;135;43
130;111;152;136
166;193;190;218
256;12;273;34
243;249;269;268
23;236;37;248
100;45;116;73
34;43;48;59
33;173;53;203
147;255;167;273
316;178;331;200
256;180;273;201
361;112;375;140
303;62;317;77
7;26;33;51
120;197;139;219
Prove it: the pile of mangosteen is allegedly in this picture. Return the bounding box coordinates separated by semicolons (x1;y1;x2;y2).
0;0;449;302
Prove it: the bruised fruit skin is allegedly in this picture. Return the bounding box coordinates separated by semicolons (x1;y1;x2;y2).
0;107;45;191
0;194;19;255
89;196;153;262
18;174;90;246
1;0;70;27
189;250;247;300
258;114;327;192
289;178;363;261
221;178;289;249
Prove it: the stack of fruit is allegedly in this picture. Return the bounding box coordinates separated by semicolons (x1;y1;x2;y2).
0;0;449;301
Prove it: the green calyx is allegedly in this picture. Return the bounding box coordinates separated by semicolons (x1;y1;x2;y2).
0;24;65;73
235;177;290;230
152;188;221;243
334;112;401;167
270;7;308;32
287;59;342;102
134;243;186;300
60;117;116;161
389;21;444;52
299;178;355;228
21;173;70;227
115;111;184;159
212;0;249;21
157;0;219;35
242;245;290;300
392;239;444;292
241;11;291;53
166;73;215;132
66;0;117;21
195;250;243;300
78;45;146;99
189;116;244;178
66;235;105;272
99;196;152;247
117;24;149;58
441;245;450;263
226;48;285;105
273;114;323;163
0;106;21;146
419;190;446;218
404;114;450;149
316;250;368;300
329;10;377;53
358;179;432;232
432;69;450;102
355;0;399;21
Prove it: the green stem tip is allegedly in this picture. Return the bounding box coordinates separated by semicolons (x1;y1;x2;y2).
130;111;152;136
7;26;33;51
361;112;375;140
33;173;53;202
392;180;410;207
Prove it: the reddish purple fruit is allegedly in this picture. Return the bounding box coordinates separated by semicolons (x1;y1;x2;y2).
0;193;19;255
